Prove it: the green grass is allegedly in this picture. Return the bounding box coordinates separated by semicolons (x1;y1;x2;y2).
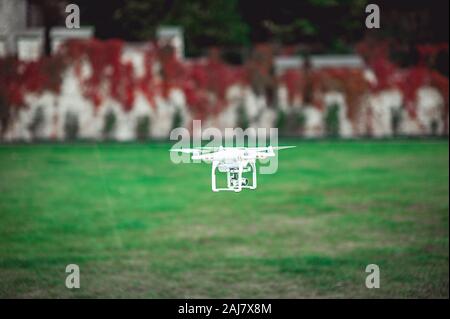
0;140;448;298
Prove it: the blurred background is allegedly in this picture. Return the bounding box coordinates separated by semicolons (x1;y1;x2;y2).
0;0;448;299
0;0;448;141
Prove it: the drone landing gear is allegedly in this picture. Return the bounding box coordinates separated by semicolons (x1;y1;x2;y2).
212;161;257;192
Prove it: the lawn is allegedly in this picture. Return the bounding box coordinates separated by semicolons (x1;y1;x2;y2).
0;140;448;298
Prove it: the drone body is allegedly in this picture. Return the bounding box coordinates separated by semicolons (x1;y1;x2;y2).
170;146;295;192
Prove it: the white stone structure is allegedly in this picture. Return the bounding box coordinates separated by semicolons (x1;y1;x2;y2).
0;0;27;54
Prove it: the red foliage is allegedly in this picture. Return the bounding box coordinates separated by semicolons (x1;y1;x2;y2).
0;38;448;129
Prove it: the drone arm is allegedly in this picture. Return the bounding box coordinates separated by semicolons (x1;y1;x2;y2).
256;152;274;160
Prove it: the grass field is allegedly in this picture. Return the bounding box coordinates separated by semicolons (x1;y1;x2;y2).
0;140;448;298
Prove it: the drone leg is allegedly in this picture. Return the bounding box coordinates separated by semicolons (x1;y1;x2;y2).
235;163;243;192
250;161;257;189
211;161;219;192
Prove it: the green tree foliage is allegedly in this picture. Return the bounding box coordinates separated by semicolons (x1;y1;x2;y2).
237;104;249;129
251;0;368;50
136;115;151;141
64;112;80;141
391;107;402;137
113;0;249;56
325;103;340;137
102;110;117;140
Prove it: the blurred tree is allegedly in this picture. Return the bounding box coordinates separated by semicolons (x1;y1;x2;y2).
171;108;183;131
29;0;67;56
71;0;447;59
135;115;151;140
112;0;249;56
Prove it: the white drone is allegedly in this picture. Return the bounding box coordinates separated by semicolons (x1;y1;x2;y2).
170;146;295;192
